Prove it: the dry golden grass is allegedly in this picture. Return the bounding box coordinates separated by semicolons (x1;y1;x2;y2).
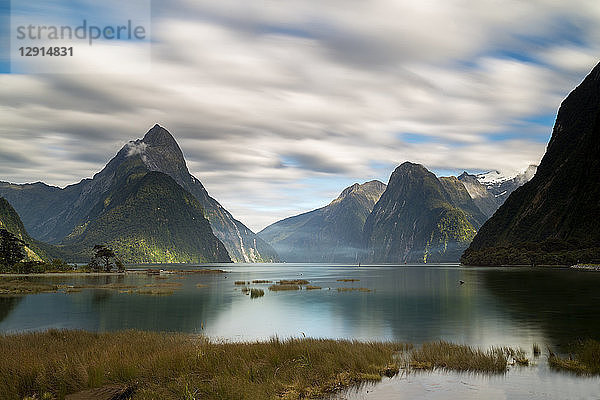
548;340;600;374
234;281;247;285
305;286;322;290
269;284;301;291
0;330;410;400
410;341;508;373
250;289;265;298
251;280;272;284
337;287;371;292
279;280;309;285
0;280;59;294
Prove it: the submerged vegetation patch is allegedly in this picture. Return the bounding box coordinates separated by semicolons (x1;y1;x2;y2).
548;339;600;374
269;284;301;291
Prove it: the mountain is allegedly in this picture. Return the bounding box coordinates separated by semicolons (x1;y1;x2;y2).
0;197;53;261
61;157;231;263
462;63;600;266
259;180;386;262
363;162;487;263
0;125;274;263
457;165;537;218
115;125;278;262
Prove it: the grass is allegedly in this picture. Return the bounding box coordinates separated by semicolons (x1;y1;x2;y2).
234;281;247;285
548;339;600;374
250;289;265;298
337;279;360;282
0;330;410;400
409;341;508;373
269;284;300;291
305;286;322;290
0;280;59;294
337;287;371;292
279;280;309;285
533;343;541;356
251;280;272;284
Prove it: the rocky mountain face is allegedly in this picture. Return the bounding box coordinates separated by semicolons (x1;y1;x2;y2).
259;180;386;262
462;62;600;266
458;165;537;218
0;125;275;263
363;162;487;263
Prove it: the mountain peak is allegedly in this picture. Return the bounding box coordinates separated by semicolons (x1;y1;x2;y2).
142;124;179;147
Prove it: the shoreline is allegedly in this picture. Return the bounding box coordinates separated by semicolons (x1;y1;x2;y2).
0;330;596;400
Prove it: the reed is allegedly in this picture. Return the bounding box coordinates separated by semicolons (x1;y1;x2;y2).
410;341;508;373
0;330;409;400
548;339;600;374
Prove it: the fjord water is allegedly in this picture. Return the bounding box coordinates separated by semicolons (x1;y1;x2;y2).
1;264;600;347
2;264;599;399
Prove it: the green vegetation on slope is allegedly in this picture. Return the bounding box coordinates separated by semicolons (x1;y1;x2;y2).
61;158;231;263
364;162;484;263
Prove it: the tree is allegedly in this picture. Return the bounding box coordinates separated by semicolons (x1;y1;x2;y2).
0;229;26;267
90;244;124;272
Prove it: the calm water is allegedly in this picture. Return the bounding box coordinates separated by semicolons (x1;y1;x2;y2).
2;264;600;398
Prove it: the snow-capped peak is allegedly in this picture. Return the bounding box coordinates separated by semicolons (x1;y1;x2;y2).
475;170;510;185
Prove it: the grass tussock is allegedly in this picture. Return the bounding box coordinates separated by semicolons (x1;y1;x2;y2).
269;284;300;291
135;288;175;296
337;287;371;292
250;289;265;298
251;280;272;284
0;330;410;400
0;280;59;294
279;280;309;285
548;339;600;374
143;282;182;288
305;286;322;290
410;341;508;373
234;281;247;285
533;343;541;356
336;279;360;282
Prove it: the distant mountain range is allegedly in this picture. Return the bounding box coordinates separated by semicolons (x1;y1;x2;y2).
260;162;534;263
0;125;277;263
259;180;386;262
462;62;600;266
1;124;541;265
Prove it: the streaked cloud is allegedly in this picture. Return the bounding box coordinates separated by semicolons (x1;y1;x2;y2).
1;0;599;231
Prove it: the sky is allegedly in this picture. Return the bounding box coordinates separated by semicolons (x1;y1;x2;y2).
1;0;599;232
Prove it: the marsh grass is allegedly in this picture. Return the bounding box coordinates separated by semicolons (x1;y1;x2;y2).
279;280;309;285
337;287;371;292
0;330;409;400
269;284;300;291
410;341;508;373
337;279;360;282
548;339;600;374
251;280;272;284
250;289;265;298
135;288;175;296
0;280;59;294
234;281;247;285
533;343;541;356
306;286;322;290
195;284;208;288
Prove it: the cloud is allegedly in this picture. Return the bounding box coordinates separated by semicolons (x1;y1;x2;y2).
0;0;599;231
